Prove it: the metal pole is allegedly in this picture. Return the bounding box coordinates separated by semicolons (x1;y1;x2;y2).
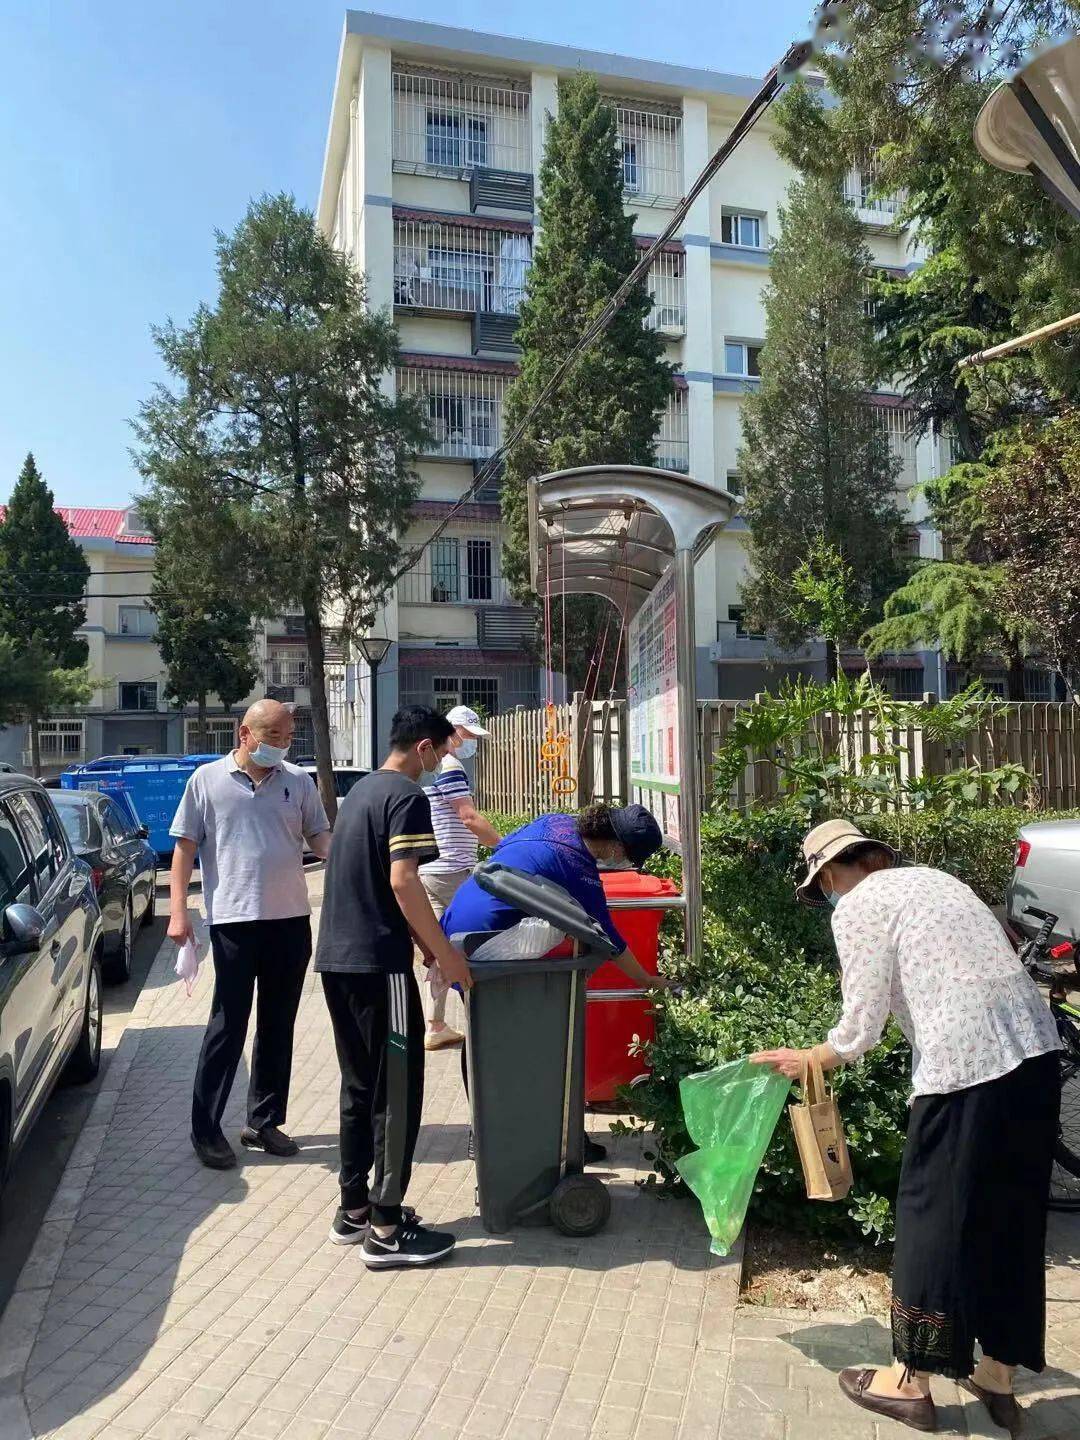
673;547;702;963
369;660;379;769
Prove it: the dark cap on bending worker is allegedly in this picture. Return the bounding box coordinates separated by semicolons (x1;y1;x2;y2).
609;805;664;867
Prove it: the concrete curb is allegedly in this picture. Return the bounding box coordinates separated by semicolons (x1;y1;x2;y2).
0;934;180;1440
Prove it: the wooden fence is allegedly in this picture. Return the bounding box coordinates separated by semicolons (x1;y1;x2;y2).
475;695;1080;815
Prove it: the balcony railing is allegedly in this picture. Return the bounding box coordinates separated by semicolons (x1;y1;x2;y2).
844;160;907;219
656;389;689;473
645;251;686;335
265;659;310;688
23;722;85;768
398;523;510;607
612;101;683;205
397;367;509;461
392;67;531;178
393;220;531;315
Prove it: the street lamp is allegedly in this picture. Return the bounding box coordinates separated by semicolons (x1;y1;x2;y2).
959;34;1080;371
974;33;1080;221
355;634;392;768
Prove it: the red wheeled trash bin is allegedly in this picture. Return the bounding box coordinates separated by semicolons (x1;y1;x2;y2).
584;872;680;1103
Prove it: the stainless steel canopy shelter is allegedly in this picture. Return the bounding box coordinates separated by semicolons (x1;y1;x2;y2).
527;465;737;960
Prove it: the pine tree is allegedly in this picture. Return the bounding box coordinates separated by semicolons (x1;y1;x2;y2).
134;195;428;818
149;519;259;752
739;175;905;673
0;455;92;773
501;72;674;692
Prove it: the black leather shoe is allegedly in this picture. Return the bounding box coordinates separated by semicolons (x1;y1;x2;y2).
839;1368;937;1433
192;1132;237;1169
959;1378;1022;1436
584;1135;608;1165
240;1125;300;1157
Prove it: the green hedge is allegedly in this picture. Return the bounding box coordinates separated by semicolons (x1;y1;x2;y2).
633;805;1073;1243
480;803;1065;1242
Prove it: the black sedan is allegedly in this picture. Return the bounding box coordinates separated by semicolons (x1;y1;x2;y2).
51;791;157;984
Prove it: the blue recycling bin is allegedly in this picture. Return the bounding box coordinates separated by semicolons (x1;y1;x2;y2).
61;754;218;860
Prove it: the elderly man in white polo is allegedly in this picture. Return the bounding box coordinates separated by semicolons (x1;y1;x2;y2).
169;698;331;1169
416;704;500;1049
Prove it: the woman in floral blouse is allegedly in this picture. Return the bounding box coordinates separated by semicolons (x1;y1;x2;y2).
753;818;1061;1436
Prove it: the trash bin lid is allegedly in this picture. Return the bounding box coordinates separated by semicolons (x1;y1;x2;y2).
599;873;680;899
474;861;620;959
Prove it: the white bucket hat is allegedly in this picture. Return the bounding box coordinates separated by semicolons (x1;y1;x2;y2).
797;819;899;907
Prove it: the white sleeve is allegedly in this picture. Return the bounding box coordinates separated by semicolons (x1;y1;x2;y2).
826;886;896;1062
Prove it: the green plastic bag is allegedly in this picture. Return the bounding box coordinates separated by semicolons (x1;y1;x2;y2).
676;1057;791;1255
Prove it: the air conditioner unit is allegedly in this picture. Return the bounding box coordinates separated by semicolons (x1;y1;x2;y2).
656;305;685;331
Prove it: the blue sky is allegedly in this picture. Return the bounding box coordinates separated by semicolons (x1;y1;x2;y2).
0;0;813;508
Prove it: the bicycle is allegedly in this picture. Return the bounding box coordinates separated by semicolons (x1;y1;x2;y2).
1016;906;1080;1211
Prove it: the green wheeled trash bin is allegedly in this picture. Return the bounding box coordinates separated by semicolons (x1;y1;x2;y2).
454;861;621;1238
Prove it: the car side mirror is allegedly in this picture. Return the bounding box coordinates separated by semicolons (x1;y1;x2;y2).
137;826;149;840
2;903;47;956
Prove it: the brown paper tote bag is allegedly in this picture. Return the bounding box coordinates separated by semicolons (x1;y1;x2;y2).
788;1052;852;1201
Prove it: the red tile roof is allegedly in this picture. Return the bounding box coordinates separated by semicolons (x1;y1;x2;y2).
411;500;500;522
0;505;153;544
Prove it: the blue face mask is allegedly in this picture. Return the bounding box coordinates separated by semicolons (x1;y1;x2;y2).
249;740;289;768
825;888;841;909
455;738;478;761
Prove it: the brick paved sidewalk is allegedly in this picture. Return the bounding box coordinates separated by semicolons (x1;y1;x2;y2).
0;874;1077;1440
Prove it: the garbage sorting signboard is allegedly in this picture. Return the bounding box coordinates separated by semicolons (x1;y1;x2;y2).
627;564;681;848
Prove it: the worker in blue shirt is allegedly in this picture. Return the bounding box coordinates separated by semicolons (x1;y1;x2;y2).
441;803;669;1162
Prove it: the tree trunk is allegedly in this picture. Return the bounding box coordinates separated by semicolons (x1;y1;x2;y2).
825;638;839;683
302;594;337;825
197;692;209;752
1005;647;1027;703
29;709;40;778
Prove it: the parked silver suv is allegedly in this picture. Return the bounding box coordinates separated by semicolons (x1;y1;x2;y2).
0;775;104;1204
1007;819;1080;945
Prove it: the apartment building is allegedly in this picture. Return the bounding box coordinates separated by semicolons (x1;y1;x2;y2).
0;506;353;776
316;12;1047;744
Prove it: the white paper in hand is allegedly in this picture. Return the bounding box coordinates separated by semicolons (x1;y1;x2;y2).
175;937;201;997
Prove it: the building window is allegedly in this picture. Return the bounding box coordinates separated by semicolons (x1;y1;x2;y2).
434;676;499;716
724;340;763;377
184;718;238;754
118;605;157;637
425;110;488;169
726;471;744;497
118;682;158;712
35;720;85;764
398;367;508;461
466;539;493;601
431;538;461;603
1025;667;1053;702
728;605;763;639
720;211;764;247
266;647;310;687
656;391;689;473
885;668;925;701
621;140;639;192
902;527;922;560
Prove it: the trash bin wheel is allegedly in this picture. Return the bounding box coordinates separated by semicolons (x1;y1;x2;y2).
549;1174;611;1237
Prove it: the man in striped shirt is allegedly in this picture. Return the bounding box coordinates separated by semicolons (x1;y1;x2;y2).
315;706;472;1267
418;705;501;1051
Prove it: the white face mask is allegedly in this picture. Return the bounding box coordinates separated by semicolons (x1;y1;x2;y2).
249;740;289;768
455;737;478;761
419;742;441;774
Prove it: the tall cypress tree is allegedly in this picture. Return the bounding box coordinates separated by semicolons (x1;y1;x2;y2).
739;175;906;674
0;455;91;772
502;72;674;692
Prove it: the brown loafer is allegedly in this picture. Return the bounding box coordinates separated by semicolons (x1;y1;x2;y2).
959;1378;1022;1436
839;1368;937;1433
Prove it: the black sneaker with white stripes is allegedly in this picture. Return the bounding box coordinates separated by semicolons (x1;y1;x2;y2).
362;1218;456;1269
328;1204;420;1245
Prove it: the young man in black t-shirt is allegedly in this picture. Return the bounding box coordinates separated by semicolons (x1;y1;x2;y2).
316;706;473;1266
